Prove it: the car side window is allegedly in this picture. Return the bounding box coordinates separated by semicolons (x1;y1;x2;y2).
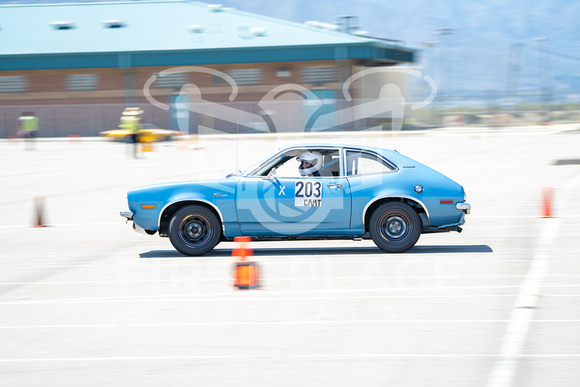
346;151;396;176
255;149;342;178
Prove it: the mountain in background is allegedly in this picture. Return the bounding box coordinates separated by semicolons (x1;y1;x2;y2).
231;0;580;101
1;0;579;101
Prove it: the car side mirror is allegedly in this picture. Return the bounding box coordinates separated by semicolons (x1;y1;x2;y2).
262;167;276;180
226;170;241;178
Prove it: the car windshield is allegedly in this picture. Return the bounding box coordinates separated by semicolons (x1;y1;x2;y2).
252;154;292;176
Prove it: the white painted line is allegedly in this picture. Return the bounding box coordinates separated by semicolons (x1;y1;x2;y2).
0;294;518;305
2;319;580;330
5;278;580;305
2;273;580;286
0;324;118;329
0;285;545;306
1;353;580;363
0;222;121;229
486;172;580;387
0;293;520;306
0;258;537;270
486;218;561;387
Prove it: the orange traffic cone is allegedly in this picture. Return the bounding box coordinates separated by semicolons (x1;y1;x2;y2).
232;236;252;261
33;196;47;227
232;236;259;290
540;187;555;218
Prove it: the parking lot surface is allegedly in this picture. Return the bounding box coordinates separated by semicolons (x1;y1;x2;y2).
1;125;579;386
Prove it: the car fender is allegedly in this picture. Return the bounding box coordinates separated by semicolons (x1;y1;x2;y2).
362;194;430;229
155;180;241;237
158;198;225;226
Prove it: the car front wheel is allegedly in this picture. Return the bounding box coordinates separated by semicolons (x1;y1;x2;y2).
369;202;421;253
168;205;221;256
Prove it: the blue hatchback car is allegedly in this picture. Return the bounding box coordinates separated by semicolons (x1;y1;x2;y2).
121;144;471;256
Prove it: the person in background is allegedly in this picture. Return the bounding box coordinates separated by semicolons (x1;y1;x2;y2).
119;107;143;158
17;112;39;150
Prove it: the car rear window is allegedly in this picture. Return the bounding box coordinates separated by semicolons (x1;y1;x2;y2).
345;150;396;176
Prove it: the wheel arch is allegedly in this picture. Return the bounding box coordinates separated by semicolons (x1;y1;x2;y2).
363;196;430;233
159;200;224;237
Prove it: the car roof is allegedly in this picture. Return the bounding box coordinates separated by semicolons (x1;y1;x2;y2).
276;143;400;157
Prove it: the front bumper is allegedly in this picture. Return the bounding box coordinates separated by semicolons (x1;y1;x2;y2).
456;202;471;215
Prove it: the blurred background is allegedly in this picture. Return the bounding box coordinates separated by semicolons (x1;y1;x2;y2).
0;0;578;137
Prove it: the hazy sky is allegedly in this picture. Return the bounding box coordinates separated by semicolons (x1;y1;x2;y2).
227;0;580;98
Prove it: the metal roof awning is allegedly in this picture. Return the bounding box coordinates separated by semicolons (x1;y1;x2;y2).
0;0;414;71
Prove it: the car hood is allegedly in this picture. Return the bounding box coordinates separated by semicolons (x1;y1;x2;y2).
128;178;239;203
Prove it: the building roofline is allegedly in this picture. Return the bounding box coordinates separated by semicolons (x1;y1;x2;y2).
0;42;414;71
0;0;415;71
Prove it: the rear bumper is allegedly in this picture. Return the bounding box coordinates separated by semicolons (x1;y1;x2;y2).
456;202;471;215
120;210;151;234
120;210;133;220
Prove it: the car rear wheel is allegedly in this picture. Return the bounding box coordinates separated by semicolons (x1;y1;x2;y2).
369;202;421;253
169;205;221;256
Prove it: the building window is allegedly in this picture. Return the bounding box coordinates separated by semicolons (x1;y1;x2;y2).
213;69;262;86
154;72;187;89
302;67;336;84
65;74;99;91
0;76;28;93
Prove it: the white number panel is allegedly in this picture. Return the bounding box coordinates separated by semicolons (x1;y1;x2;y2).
294;181;322;207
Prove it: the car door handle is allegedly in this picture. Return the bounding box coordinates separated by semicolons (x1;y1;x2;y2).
326;183;342;188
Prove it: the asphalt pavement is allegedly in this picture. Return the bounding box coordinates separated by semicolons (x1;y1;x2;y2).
1;125;579;387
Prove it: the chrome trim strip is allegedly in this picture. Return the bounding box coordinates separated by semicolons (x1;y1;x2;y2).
362;195;431;227
456;202;471;215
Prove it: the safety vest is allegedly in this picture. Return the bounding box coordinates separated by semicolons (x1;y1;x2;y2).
119;115;140;134
19;116;39;132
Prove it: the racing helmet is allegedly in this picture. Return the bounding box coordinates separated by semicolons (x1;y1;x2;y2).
298;151;323;176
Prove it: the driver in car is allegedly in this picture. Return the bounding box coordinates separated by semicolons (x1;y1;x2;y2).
298;151;323;177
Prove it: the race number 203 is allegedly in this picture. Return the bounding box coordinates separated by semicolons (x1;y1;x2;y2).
295;181;322;207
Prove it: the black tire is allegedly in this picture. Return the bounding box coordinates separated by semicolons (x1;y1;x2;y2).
168;205;221;256
369;202;421;253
